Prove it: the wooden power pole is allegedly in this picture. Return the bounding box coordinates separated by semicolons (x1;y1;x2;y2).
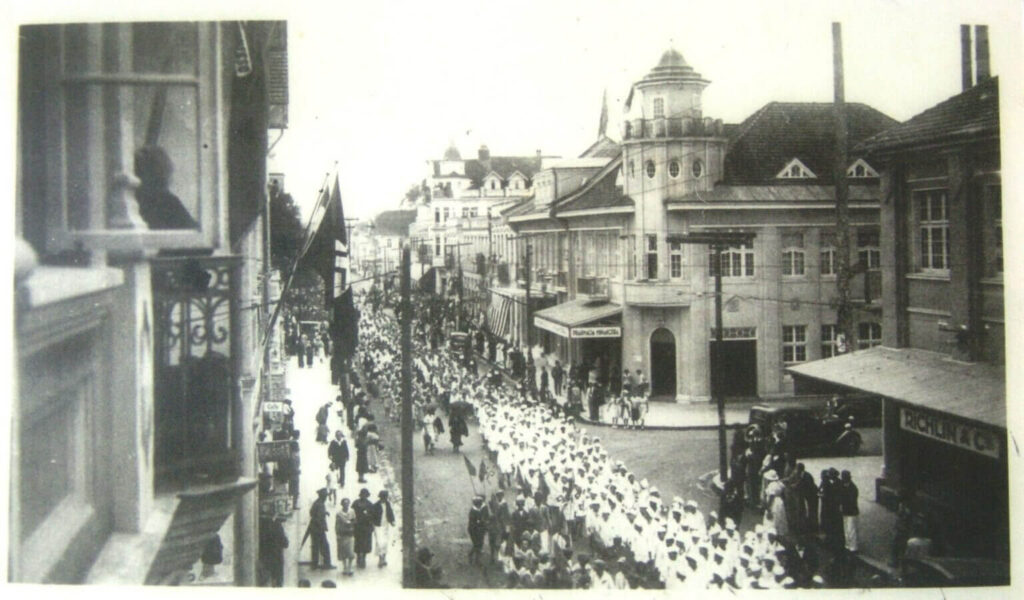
399;246;415;586
833;22;855;352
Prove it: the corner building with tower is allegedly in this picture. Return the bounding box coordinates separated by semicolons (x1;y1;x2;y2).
504;48;896;402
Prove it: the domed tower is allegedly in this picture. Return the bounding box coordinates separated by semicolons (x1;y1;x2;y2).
622;48;726;205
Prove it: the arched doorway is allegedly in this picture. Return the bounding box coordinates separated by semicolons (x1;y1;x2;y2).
650;328;676;398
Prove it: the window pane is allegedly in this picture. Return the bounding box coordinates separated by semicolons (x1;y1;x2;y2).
131;23;199;76
794;252;804;275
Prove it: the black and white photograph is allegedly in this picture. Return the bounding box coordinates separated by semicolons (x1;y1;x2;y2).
3;0;1022;593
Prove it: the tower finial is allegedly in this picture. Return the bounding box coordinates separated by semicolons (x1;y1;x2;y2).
598;88;609;138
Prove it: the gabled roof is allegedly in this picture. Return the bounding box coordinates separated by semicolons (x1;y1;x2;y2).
373;209;416;237
858;76;999;154
723;102;898;184
554;154;634;214
579;135;620;159
464;155;544;189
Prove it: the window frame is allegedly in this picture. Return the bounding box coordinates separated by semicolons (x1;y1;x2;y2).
857;322;882;349
669;241;682;279
668;160;681;179
645;234;658;280
781;232;805;277
821;324;838;358
782;325;807;364
857;228;881;270
43;22;224;253
652;97;665;118
645;159;656;179
710;244;755;278
914;188;950;273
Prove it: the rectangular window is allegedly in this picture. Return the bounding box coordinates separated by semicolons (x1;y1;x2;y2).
781;232;805;276
653;97;665;118
782;325;807;364
35;22;223;252
434;236;441;256
710;244;754;277
986;184;1003;277
670;241;682;278
646;234;658;279
434;208;440;224
857;322;882;349
443;207;450;222
821;324;838;358
626;235;637;280
916;189;949;271
857;228;881;270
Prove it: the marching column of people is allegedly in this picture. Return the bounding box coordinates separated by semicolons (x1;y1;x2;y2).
352;287;820;590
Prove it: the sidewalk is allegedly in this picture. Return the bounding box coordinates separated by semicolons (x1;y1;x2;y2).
283;354;402;589
476;348;754;429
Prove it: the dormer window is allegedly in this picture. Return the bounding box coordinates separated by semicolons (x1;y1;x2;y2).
776;158;816;180
846;158;878;178
490;180;497;190
653;97;665;118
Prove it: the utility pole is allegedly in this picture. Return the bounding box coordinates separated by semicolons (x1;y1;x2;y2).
670;231;755;484
399;245;415;587
524;243;533;349
833;22;855;353
487;207;493;282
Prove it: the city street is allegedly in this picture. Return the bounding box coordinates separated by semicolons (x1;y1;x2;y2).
284;354;402;588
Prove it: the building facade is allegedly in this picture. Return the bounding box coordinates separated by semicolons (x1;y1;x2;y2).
504;49;895;401
789;27;1007;563
12;21;286;584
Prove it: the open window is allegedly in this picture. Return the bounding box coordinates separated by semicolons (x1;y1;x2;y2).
776;158;816;180
37;23;224;253
846;158;879;178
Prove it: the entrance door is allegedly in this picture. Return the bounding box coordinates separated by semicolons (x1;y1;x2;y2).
650;328;676;398
711;340;757;398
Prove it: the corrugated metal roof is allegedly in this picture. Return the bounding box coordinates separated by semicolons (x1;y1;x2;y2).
671;184;878;204
787;346;1005;429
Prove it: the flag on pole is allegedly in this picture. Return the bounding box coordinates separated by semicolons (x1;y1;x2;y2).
462;454;477;478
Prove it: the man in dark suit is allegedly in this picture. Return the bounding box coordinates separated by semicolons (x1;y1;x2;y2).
328;431;349;487
308;489;333;570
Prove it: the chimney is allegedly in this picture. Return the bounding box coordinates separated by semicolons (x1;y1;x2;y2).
536;149;542;158
478;144;490;161
961;25;973;91
975;25;990;81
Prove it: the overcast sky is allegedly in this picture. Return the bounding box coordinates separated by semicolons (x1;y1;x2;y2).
6;0;1021;221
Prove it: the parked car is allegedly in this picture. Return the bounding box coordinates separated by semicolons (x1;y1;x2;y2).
747;403;862;456
827;394;882;428
899;557;1009;587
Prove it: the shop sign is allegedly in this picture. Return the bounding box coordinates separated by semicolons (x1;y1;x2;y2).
571;326;621;339
534;317;570;338
900;407;1001;459
263;401;284;414
257;440;293;463
260;492;293;518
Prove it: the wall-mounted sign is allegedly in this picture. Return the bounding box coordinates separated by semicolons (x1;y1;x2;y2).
263;402;284;414
900;407;1001;459
534;317;570;338
710;327;757;340
571;326;621;339
260;492;293;518
257;440;293;463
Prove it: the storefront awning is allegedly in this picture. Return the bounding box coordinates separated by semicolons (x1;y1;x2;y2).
533;299;622;339
786;346;1006;429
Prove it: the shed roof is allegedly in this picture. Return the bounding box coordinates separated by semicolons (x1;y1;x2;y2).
787;346;1006;429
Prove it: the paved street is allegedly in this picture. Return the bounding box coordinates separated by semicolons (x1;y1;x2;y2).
284;355;402;589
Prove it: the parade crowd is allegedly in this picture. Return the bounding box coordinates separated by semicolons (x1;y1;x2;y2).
349;288;829;590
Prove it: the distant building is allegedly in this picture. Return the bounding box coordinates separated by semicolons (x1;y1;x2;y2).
501;48;895;400
411;143;556;305
788;26;1007;564
370;209;416;277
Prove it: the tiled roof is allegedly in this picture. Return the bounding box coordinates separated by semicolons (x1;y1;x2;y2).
501;195;541;218
463;156;544;189
554;155;634;214
373;209;416;236
858;77;999;154
724;102;898;184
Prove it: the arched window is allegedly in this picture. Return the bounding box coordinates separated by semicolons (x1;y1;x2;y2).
645;160;656;179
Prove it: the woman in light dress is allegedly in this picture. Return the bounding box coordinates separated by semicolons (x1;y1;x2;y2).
335;498;356;575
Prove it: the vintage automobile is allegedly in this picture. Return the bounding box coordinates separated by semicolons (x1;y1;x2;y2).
746;402;862;456
826;394;883;428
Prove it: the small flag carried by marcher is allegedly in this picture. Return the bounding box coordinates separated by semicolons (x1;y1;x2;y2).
462;454;477;478
478;459;487;483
